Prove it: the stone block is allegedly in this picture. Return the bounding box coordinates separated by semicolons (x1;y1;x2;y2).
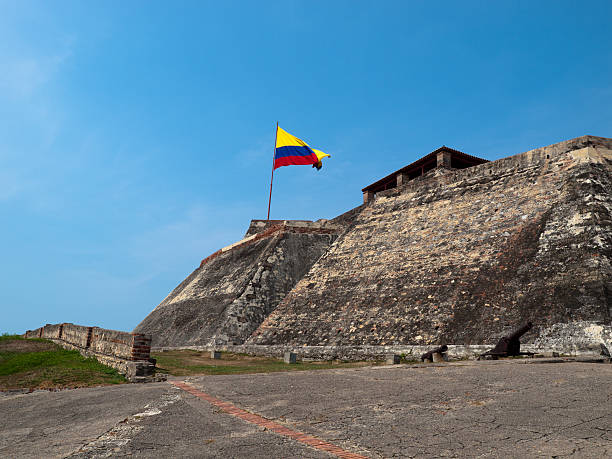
396;173;409;187
432;352;448;363
125;361;156;381
90;328;134;360
386;354;401;364
62;323;93;348
284;352;297;364
437;150;452;168
211;350;221;359
41;324;61;339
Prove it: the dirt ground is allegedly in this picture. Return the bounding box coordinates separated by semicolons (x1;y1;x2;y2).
153;349;378;376
157;350;283;365
0;339;56;353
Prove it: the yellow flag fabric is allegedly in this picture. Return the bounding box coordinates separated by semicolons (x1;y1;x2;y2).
273;126;330;170
276;126;311;149
313;148;330;161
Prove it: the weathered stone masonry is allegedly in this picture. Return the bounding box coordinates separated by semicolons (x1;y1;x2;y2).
134;221;343;347
250;136;612;351
24;323;154;381
136;135;611;357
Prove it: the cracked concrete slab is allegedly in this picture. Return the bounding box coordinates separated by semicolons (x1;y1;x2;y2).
0;383;168;458
1;360;610;458
185;361;611;458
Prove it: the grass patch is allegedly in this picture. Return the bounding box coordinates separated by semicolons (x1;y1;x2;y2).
0;336;126;391
0;333;49;345
1;333;26;341
152;349;380;376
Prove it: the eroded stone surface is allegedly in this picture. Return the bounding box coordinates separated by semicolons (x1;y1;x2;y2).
134;224;340;347
250;136;612;347
534;321;612;356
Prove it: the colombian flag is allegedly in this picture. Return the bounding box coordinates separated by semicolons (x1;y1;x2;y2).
274;126;330;170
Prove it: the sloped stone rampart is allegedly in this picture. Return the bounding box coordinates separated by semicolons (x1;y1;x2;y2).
23;323;154;381
250;136;612;348
134;222;342;347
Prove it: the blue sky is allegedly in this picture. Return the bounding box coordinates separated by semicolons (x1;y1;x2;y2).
2;1;611;334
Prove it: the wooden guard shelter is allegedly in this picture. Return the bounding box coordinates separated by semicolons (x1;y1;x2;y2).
361;146;488;203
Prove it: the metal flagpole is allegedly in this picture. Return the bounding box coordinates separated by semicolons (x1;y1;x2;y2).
267;122;279;220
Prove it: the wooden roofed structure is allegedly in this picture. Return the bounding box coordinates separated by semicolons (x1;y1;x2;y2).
361;146;488;203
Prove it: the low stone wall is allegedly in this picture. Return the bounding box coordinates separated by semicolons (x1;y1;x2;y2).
152;339;611;361
40;324;62;339
61;323;91;348
153;344;492;360
153;344;500;360
23;323;155;382
90;328;133;360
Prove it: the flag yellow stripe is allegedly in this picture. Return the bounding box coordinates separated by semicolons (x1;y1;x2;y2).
313;148;330;161
276;126;312;149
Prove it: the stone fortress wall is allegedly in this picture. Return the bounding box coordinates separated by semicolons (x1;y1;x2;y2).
46;134;607;360
134;221;344;347
249;136;612;353
25;136;612;367
24;323;154;382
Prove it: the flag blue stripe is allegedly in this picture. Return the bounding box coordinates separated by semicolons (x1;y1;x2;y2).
275;145;317;160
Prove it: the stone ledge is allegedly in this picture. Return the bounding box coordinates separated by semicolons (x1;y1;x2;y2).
371;135;612;203
151;343;611;362
200;222;342;268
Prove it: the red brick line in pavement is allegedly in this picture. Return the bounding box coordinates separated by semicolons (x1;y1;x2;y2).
170;380;368;459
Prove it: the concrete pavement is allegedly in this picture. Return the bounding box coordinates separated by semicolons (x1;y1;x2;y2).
2;360;611;458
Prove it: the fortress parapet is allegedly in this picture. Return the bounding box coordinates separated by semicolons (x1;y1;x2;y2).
245;219;342;237
135;135;612;356
361;146;488;203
